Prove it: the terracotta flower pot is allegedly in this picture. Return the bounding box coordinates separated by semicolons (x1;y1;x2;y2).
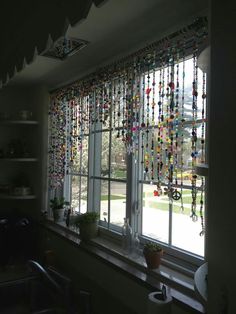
143;249;163;269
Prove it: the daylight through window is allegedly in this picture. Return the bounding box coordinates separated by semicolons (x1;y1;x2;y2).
48;17;208;261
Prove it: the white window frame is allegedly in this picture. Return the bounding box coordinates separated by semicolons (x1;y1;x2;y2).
51;56;206;271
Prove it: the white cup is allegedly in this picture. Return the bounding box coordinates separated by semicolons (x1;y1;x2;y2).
19;110;32;120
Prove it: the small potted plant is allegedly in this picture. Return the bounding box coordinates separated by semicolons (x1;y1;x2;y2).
73;211;99;241
143;242;163;269
50;197;69;222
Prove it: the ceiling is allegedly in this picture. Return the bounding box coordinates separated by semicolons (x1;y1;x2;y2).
5;0;208;91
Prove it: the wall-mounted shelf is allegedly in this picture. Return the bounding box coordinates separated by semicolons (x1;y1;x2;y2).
0;114;39;204
0;120;38;125
0;194;36;200
0;158;38;162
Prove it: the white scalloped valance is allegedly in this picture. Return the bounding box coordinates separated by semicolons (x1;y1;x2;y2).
0;0;106;88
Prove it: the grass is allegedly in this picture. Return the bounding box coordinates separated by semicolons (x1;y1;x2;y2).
111;169;126;178
182;194;203;204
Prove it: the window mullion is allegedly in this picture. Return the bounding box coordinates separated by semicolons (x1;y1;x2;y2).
91;91;102;214
87;124;94;212
137;73;145;236
126;72;138;233
126;153;133;222
169;199;173;246
107;80;115;230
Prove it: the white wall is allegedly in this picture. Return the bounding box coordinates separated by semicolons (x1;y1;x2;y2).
207;1;236;313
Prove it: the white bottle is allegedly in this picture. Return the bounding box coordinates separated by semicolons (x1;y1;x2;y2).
122;218;132;255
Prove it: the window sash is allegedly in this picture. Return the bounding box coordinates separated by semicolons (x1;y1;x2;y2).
49;47;207;265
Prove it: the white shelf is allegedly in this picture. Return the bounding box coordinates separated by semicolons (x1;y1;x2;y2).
0;158;38;162
0;120;38;125
0;194;36;200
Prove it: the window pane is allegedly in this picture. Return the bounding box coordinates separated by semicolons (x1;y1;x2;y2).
112;79;125;129
111;131;126;179
71;176;79;212
81;136;89;174
178;125;205;187
101;131;110;177
142;184;169;243
71;135;89;174
140;125;204;186
180;58;204;121
110;182;126;227
172;188;204;256
100;180;108;222
80;176;88;213
143;59;204;123
71;175;87;214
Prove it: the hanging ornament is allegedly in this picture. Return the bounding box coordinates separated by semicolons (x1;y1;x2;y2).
199;176;205;236
190;40;199;222
171;189;182;201
153;183;162;197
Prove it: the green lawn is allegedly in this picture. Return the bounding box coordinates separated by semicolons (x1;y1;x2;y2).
111;169;126;178
182;194;203;204
99;191;204;216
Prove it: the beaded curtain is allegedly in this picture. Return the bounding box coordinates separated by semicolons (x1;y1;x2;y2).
49;17;207;234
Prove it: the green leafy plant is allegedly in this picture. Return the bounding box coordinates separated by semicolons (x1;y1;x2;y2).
72;211;99;241
50;196;70;211
143;242;162;253
50;197;70;222
73;211;99;227
50;197;69;210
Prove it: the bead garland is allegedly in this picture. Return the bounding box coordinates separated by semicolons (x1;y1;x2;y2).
190;40;199;222
49;18;208;234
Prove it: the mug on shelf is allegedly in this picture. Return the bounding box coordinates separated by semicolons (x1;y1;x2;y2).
13;186;31;196
19;110;32;120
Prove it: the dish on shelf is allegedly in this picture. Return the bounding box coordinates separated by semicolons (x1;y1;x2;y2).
13;186;31;196
18;110;32;120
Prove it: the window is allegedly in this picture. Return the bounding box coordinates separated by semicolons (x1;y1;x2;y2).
140;58;206;257
48;18;207;265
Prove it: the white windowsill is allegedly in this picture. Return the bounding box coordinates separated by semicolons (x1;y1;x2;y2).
41;220;205;313
90;235;195;295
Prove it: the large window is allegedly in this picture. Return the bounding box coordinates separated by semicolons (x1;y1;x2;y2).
48;19;207;264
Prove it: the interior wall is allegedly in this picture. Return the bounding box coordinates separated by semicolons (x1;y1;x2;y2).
207;1;236;313
0;1;214;312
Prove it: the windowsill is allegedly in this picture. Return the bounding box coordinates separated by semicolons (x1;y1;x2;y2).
41;220;205;314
